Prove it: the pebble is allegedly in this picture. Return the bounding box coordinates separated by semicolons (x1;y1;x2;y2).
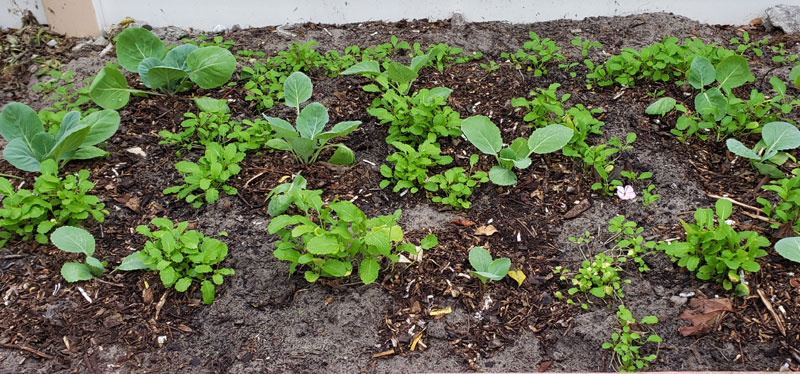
669;295;688;306
451;12;466;29
679;291;695;298
46;39;57;47
92;36;109;46
99;44;114;57
276;24;297;39
212;24;228;33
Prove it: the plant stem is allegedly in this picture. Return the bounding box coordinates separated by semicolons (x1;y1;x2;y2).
0;173;24;180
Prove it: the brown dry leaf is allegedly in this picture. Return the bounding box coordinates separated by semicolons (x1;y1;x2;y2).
678;297;733;336
451;218;475;227
538;359;553;372
563;199;590;219
142;287;153;304
176;324;193;333
475;225;498;236
790;278;800;288
125;196;141;212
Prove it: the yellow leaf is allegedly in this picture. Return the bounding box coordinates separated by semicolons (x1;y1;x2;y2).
410;332;423;351
508;269;526;287
429;307;452;316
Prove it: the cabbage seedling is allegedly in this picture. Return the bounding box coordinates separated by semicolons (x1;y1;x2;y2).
726;121;800;178
50;226;104;282
468;247;510;284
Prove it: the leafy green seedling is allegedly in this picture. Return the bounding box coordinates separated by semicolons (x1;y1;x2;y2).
51;226;104;282
341;50;434;95
774;237;800;264
265;173;322;216
726;121;800;178
163;142;244;208
119;217;234;304
0;102;119;172
602;305;661;372
461;115;573;185
89;27;236;109
264;72;360;165
468;246;511;284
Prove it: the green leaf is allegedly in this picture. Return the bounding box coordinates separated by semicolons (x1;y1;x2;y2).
89;67;133;110
115;27;166;72
50;226;95;256
304;271;320;282
307;235;341;255
329;201;362;222
725;139;760;160
61;262;92;282
194;97;230;114
688;56;715;89
486;258;511;279
174;277;192;292
146;66;188;92
761;121;800;158
71;146;108;160
468;246;493;271
420;234;438;250
3;137;42;172
80;110;120;147
694;87;727;119
321;259;349;277
341;60;381;75
645;97;677;116
386;62;417;86
774;237;800;263
317;121;360;142
488;166;517;186
359;257;380;284
461;116;502;156
137;57;163;89
296;102;329;139
163;44;198;70
327;144;356;165
640;315;658;324
186;46;237;89
715;55;753;92
715;198;733;221
117;251;149;271
283;71;313;109
201;280;215;304
85;256;104;276
0;102;42;144
528;124;573;154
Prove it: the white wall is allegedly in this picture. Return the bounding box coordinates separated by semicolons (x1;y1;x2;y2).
2;0;796;32
1;0;46;29
91;0;792;30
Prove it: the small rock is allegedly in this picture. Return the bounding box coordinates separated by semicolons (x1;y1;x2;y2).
99;44;114;57
230;24;241;32
669;295;688;306
451;12;466;29
566;186;576;193
233;319;244;326
766;5;800;34
91;36;109;46
125;146;146;158
28;65;39;74
679;291;696;298
157;335;167;347
212;24;228;33
570;28;582;33
276;24;297;39
46;39;57;48
71;42;89;52
153;26;189;41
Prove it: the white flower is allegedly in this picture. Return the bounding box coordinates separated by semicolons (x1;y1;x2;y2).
616;185;636;200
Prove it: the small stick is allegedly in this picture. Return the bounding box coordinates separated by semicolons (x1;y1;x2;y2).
244;171;267;188
0;342;54;359
739;210;773;223
757;288;786;337
707;193;762;213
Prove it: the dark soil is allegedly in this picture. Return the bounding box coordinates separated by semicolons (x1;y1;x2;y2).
1;12;799;374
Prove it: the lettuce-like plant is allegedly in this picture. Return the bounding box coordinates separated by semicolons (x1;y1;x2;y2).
50;226;104;282
263;72;360;165
461;115;573;185
89;27;236;109
468;246;510;284
726;121;800;178
0;102;119;172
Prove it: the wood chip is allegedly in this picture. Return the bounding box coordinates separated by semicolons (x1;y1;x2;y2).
372;349;395;358
757;289;786;336
429;307;452;316
563;199;590;219
450;218;475;227
474;225;498;236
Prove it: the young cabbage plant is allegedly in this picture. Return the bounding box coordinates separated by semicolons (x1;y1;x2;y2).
468;246;511;284
0;102;120;172
461;115;573;185
89;27;236;110
340;48;439;95
263;72;360;165
50;226;105;282
726;121;800;178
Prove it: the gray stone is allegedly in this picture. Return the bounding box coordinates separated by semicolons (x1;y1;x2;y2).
71;41;89;52
212;24;228;33
276;24;297;39
46;39;57;47
669;295;688;306
766;5;800;34
451;12;466;29
153;26;189;41
91;36;109;46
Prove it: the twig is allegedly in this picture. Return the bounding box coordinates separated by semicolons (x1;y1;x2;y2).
756;288;786;336
707;193;762;213
0;342;54;359
0;254;25;261
244;171;267;188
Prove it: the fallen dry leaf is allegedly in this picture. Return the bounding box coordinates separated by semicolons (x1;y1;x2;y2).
125;196;141;212
507;269;526;286
429;307;452;316
538;359;553;372
678;297;733;336
176;324;193;333
563;199;591;219
451;218;476;227
475;225;498;236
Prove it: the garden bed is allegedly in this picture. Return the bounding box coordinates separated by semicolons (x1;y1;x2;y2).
0;12;799;373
